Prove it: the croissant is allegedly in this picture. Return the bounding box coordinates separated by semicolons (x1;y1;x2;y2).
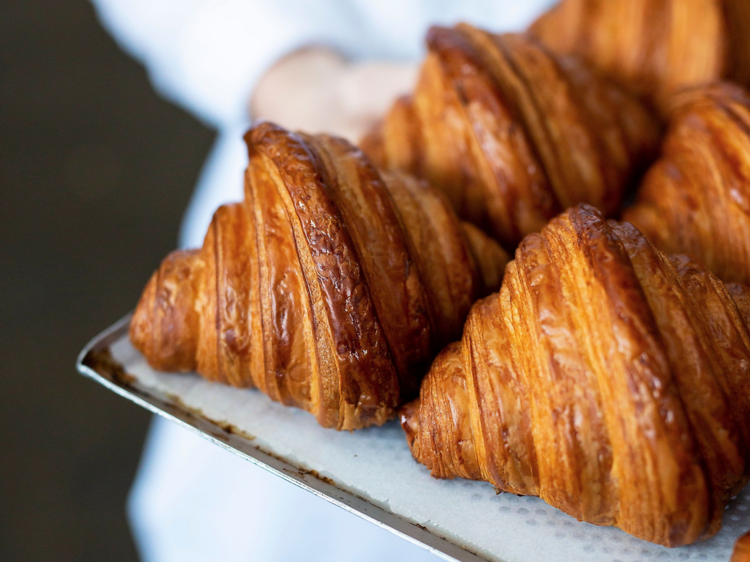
529;0;750;102
360;24;659;249
130;122;507;430
401;204;750;547
624;83;750;286
734;531;750;562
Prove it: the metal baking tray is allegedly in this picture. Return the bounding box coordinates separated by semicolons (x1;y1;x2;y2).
77;314;750;562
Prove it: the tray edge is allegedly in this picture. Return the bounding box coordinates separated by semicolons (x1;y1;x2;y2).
76;314;496;562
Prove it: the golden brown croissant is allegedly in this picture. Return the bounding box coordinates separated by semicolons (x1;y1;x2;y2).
733;531;750;562
401;204;750;547
360;24;659;249
529;0;750;102
624;83;750;286
130;122;507;430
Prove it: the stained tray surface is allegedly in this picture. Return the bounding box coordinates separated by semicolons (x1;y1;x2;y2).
78;316;750;562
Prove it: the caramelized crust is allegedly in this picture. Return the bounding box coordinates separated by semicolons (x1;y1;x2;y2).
361;25;658;249
529;0;750;103
402;205;750;546
130;122;507;430
624;83;750;286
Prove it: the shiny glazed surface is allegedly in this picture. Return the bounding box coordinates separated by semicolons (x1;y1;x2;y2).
130;122;507;430
361;24;658;249
402;205;750;547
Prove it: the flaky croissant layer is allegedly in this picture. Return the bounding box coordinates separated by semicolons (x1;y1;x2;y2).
529;0;750;103
625;82;750;287
402;204;750;547
362;24;658;249
130;123;507;430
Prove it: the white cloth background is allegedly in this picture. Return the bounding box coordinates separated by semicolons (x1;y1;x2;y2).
90;1;554;560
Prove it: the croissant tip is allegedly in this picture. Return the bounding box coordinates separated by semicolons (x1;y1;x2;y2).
129;271;157;358
400;398;421;450
130;249;201;373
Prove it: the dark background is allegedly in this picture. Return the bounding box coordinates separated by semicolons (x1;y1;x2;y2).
0;1;213;560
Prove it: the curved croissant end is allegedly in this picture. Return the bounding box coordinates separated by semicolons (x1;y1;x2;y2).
624;82;750;286
402;204;750;546
529;0;750;103
733;531;750;562
361;25;658;249
131;122;507;430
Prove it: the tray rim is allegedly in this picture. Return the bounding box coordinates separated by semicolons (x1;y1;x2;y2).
76;314;493;562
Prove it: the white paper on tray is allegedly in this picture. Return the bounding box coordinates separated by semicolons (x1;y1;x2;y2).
110;335;750;562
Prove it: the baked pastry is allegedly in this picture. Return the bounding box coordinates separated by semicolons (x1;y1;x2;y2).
624;83;750;286
130;122;507;430
360;24;658;249
401;204;750;547
529;0;750;103
733;531;750;562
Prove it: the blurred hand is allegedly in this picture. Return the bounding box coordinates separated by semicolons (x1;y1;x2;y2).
251;47;417;143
